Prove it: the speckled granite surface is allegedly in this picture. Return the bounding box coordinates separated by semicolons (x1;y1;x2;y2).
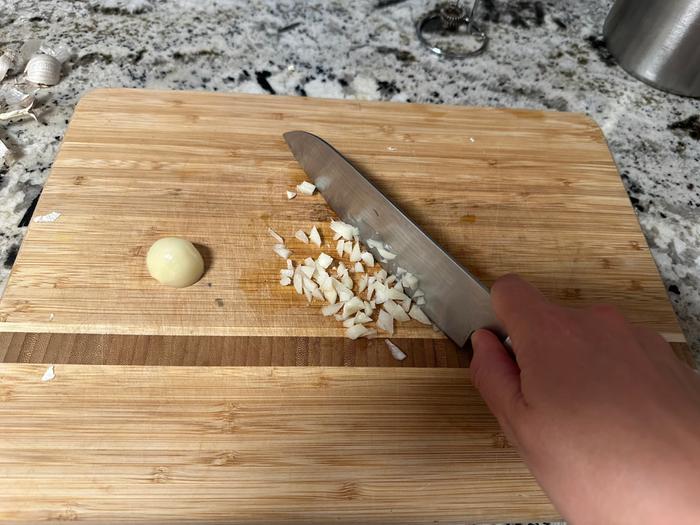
0;0;698;360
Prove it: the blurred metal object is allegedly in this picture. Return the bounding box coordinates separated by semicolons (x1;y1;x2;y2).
604;0;700;97
439;2;467;29
416;1;488;59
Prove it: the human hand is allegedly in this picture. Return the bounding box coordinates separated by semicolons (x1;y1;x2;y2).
471;274;700;525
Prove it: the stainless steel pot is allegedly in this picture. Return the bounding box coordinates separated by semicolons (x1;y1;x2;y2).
604;0;700;97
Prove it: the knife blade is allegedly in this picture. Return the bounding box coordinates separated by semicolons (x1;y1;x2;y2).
283;130;505;347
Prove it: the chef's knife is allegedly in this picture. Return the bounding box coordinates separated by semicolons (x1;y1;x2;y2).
283;130;506;347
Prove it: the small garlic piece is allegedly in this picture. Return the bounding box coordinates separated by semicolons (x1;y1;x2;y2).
309;225;322;247
322;302;343;316
41;365;56;381
402;273;419;289
33;211;61;223
316;252;333;269
330;220;359;241
386;340;407;361
360;251;375;267
296;181;316;195
349;242;362;262
354;312;372;324
409;305;431;325
342;296;365;318
346;324;370;340
357;274;368;293
377;309;394;335
295;229;309;243
273;244;292;259
293;270;303;294
268;228;284;243
383;299;410;322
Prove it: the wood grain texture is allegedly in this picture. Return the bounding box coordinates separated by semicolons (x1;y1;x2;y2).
0;332;693;368
0;89;683;341
0;364;557;523
0;332;468;367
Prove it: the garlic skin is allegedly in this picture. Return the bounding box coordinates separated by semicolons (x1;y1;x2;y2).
24;53;61;86
0;97;38;123
0;52;14;82
0;138;10;164
146;237;204;288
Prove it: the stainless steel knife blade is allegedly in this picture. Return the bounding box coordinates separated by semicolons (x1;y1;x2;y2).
283;130;505;347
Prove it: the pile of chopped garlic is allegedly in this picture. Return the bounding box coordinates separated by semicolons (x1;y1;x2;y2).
270;220;431;340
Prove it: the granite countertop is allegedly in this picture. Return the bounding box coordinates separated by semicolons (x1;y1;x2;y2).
0;0;698;357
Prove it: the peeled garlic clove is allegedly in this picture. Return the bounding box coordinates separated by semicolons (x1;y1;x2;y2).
24;53;61;86
146;237;204;288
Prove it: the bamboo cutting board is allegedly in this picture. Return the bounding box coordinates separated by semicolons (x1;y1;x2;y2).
0;88;683;341
0;364;557;523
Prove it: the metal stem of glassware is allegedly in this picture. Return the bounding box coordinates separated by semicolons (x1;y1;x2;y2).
416;0;488;58
466;0;480;34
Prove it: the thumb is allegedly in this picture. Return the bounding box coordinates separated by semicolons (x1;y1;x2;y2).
470;329;524;423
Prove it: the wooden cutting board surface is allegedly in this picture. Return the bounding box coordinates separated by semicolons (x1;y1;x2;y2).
0;364;557;523
0;88;683;341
